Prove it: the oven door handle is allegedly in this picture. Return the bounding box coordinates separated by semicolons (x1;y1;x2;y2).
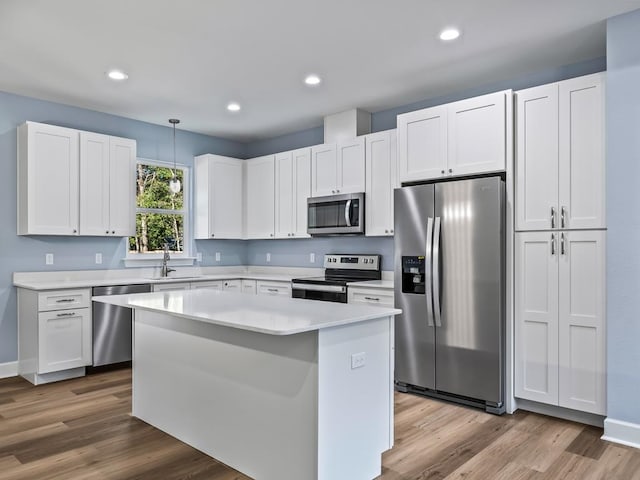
345;199;352;227
292;283;347;293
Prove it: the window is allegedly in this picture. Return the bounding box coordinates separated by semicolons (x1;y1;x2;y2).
128;159;189;259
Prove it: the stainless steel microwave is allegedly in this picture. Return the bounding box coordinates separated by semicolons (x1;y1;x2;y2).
307;193;365;236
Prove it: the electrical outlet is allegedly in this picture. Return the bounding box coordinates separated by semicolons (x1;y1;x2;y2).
215;252;221;262
95;253;102;264
196;252;203;262
45;253;54;265
351;352;366;369
266;252;271;263
310;253;315;263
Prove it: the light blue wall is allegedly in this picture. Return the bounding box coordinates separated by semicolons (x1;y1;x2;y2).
0;91;246;363
606;10;640;425
247;237;394;271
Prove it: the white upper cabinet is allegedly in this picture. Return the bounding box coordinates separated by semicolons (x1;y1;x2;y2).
447;91;507;176
397;105;447;182
17;122;80;235
398;91;510;183
365;130;398;236
275;148;311;238
337;137;365;194
515;84;559;231
311;138;365;197
79;133;135;236
194;154;244;239
516;73;605;231
17;121;136;237
245;155;275;239
558;74;605;230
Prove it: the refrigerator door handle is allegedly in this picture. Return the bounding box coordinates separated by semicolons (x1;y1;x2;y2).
425;217;435;327
433;216;442;327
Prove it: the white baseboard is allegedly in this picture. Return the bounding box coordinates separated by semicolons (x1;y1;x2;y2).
516;398;604;427
602;418;640;449
0;361;18;379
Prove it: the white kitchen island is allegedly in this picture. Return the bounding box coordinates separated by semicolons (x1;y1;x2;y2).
93;289;400;480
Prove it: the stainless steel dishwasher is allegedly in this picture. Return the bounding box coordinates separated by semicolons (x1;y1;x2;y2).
92;284;152;366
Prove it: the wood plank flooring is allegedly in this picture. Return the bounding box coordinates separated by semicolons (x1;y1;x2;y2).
1;369;638;480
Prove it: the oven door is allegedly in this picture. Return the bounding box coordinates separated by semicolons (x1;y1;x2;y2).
307;193;364;235
291;283;348;303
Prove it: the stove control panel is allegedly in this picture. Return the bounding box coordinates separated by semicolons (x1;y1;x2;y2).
324;254;381;270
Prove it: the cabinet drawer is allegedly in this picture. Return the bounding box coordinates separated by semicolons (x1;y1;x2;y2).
191;280;223;290
152;282;191;292
38;307;91;374
38;289;91;311
256;281;291;296
348;289;394;307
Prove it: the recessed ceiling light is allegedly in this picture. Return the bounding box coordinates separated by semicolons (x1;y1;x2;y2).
304;74;322;86
439;28;460;41
227;102;241;112
107;69;128;81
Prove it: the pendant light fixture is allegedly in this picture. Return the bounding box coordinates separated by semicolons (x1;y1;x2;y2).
168;118;181;194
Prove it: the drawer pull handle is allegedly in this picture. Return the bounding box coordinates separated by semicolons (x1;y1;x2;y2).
267;288;278;293
56;299;75;303
364;296;380;301
56;312;76;317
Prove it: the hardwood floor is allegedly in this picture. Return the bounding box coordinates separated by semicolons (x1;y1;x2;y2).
1;369;638;479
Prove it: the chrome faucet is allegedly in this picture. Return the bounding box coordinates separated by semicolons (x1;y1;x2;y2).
161;243;176;277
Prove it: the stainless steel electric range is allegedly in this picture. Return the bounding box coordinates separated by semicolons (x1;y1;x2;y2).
291;254;381;303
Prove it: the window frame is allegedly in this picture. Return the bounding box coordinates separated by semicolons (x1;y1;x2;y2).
125;157;192;264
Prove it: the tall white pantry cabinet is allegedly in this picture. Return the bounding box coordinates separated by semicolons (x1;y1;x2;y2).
514;73;606;416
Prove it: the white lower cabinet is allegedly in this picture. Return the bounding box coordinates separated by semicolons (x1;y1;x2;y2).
18;287;92;385
38;308;92;374
515;231;605;415
348;287;394;307
256;280;291;297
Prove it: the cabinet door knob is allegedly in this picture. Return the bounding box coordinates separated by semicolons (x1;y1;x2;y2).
385;229;389;233
332;190;336;194
390;229;394;233
449;168;452;173
106;230;109;234
211;234;215;238
336;189;340;193
270;233;274;237
112;230;115;234
73;229;77;234
441;170;445;174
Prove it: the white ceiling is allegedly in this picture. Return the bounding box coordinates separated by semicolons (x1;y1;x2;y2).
1;0;639;142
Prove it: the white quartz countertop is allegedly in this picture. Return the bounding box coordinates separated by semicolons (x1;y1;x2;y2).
13;272;295;291
93;289;401;336
347;279;394;290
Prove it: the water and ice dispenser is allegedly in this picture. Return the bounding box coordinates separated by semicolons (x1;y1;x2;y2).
401;256;426;294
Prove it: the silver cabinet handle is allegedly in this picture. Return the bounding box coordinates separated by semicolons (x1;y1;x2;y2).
390;229;394;233
73;229;77;233
433;217;442;328
384;229;389;234
364;296;380;301
345;199;352;227
448;168;452;174
551;233;556;255
336;189;340;193
441;170;445;174
56;312;76;317
561;206;566;229
56;298;75;303
561;232;566;255
211;233;215;238
270;233;274;237
267;288;278;293
425;217;435;327
332;190;336;194
551;207;556;229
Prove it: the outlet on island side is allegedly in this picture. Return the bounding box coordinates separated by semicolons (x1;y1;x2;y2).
310;253;315;263
196;252;203;262
351;352;366;369
266;253;271;263
215;252;221;262
95;253;102;264
45;253;54;265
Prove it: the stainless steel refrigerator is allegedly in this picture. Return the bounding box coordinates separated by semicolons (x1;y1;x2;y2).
394;176;505;414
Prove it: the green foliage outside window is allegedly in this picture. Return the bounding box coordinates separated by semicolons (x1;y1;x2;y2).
129;164;185;254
